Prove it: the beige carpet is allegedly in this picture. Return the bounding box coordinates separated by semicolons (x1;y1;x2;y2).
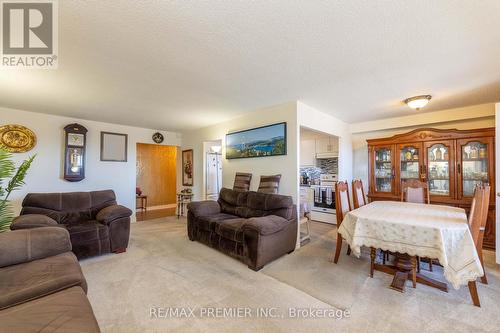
80;217;500;333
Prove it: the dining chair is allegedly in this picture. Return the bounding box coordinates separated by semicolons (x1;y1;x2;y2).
401;179;430;204
257;174;282;193
333;181;351;264
352;179;366;209
468;184;490;285
401;179;432;271
233;172;252;192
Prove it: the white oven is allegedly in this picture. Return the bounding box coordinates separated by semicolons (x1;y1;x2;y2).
310;174;337;224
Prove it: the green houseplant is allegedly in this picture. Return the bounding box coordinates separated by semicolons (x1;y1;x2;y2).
0;148;35;232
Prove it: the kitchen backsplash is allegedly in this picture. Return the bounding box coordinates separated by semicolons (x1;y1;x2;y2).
300;158;338;184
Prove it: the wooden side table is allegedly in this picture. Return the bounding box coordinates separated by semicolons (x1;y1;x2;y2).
177;193;194;218
136;195;147;212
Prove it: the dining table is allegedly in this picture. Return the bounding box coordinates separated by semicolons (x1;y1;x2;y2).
337;201;484;304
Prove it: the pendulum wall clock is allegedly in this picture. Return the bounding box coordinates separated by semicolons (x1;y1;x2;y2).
63;123;88;182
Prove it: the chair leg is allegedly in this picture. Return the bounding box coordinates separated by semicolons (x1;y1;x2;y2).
382;250;386;265
346;245;351;256
333;234;343;264
429;259;433;272
478;250;488;285
468;281;481;307
411;256;417;288
417;256;421;273
370;248;376;278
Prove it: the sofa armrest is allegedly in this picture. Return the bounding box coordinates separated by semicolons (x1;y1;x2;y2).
96;205;132;224
187;201;220;217
10;214;59;230
0;227;72;268
242;215;290;236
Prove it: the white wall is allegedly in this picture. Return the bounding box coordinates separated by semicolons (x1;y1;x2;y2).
1;107;182;219
350;104;496;192
181;102;298;202
496;103;500;264
297;101;353;182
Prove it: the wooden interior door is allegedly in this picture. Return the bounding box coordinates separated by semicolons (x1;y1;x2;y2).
370;145;396;197
423;140;456;201
136;143;177;208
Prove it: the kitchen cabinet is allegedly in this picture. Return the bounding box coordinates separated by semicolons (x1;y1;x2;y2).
367;127;496;250
300;139;316;166
316;137;339;157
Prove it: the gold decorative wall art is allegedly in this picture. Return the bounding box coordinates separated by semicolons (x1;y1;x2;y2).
0;124;37;153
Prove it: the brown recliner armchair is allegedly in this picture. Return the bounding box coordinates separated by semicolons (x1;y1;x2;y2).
11;190;132;259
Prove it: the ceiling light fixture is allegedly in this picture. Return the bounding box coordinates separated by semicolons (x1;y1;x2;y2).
404;95;432;110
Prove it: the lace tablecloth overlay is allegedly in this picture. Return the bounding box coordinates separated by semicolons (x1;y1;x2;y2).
338;201;484;289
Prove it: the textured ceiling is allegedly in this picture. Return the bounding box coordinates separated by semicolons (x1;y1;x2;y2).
1;1;500;131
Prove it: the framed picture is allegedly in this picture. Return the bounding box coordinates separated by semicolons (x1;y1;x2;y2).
100;132;128;162
182;149;194;186
226;122;287;159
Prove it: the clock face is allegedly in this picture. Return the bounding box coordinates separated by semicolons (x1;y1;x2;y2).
152;132;164;144
68;133;85;147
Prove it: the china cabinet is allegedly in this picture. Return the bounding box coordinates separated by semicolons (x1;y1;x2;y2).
367;128;495;249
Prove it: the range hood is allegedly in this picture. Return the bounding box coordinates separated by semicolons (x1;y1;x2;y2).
316;152;338;159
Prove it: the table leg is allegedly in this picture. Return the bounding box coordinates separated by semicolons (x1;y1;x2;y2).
390;253;416;293
144;197;147;212
177;195;180;219
370;248;376;278
468;281;481;307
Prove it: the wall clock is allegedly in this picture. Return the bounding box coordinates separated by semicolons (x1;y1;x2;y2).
152;132;164;144
0;124;36;153
63;123;88;182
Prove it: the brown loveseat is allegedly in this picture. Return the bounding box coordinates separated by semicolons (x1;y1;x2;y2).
187;188;297;271
0;227;100;332
11;190;132;259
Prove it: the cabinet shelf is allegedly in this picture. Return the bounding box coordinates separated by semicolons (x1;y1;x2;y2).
429;159;449;163
428;178;450;181
462;158;488;162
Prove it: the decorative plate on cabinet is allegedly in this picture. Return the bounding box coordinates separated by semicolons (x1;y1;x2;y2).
0;124;37;153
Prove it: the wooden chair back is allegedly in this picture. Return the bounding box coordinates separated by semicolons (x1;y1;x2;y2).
401;179;430;204
233;172;252;192
352;179;366;209
468;184;490;251
335;181;351;225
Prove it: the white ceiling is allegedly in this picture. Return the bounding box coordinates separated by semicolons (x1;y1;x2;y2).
1;1;500;131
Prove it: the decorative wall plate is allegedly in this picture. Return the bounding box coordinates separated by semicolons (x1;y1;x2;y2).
0;124;37;153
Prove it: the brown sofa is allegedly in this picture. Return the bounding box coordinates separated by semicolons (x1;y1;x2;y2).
11;190;132;259
0;227;100;332
187;188;297;271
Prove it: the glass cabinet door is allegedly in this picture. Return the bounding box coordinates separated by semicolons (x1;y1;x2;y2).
459;139;492;197
425;141;454;197
399;144;421;181
373;146;394;193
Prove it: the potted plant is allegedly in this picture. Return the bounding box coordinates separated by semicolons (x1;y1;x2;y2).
0;148;35;232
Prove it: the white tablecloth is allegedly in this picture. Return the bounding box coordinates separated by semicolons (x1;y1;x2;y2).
338;201;484;289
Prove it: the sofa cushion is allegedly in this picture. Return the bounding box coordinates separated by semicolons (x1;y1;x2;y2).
21;190;117;225
66;222;110;258
242;215;290;236
245;192;293;219
215;218;246;242
10;214;59;230
197;213;238;232
0;252;87;310
0;286;100;333
218;188;249;216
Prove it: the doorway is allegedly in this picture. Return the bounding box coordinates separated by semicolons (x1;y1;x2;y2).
204;141;222;200
136;143;177;221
